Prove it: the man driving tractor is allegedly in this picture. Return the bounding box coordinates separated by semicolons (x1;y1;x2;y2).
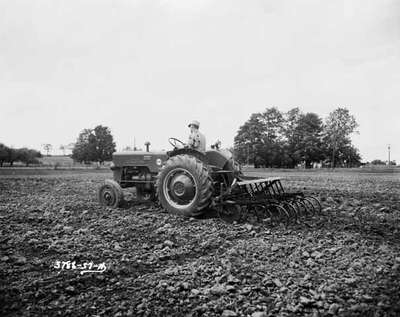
98;118;321;221
187;120;206;152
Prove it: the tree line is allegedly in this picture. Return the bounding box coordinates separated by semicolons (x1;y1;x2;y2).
234;107;360;168
370;159;396;166
0;125;116;167
0;144;42;167
1;113;392;168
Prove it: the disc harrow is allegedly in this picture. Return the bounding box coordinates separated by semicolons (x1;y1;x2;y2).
215;177;322;225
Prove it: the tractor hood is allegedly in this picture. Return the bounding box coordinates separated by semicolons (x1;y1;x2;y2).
112;151;168;172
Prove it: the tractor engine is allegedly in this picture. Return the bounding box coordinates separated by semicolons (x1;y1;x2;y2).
120;166;153;200
121;166;152;188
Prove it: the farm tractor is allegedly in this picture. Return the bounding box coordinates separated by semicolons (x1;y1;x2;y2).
98;138;321;224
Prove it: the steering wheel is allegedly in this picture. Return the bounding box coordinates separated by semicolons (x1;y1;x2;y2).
169;137;186;149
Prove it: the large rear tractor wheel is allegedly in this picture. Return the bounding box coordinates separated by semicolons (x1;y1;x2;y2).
156;155;213;217
98;179;123;208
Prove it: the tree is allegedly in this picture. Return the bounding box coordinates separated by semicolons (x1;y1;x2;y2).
0;143;9;167
259;107;285;142
234;106;360;168
282;107;303;167
234;107;285;167
234;112;266;166
340;144;361;167
258;108;286;167
0;143;43;167
72;129;96;163
72;125;116;164
6;147;19;166
42;144;53;156
292;113;324;167
323;107;358;168
93;125;116;163
18;148;42;166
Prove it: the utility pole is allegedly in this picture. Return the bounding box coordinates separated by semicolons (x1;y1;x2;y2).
388;144;391;166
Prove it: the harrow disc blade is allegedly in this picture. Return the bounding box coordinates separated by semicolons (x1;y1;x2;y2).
267;203;290;226
289;200;302;219
292;200;306;218
280;201;298;223
218;204;242;223
305;196;322;214
253;204;275;224
301;198;316;217
297;198;312;218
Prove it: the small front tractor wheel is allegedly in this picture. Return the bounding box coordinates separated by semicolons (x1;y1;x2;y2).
98;179;123;208
156;155;213;217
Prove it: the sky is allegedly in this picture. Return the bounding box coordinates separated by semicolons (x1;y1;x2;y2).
0;0;399;162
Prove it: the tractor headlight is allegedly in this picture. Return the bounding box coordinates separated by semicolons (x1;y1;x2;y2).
156;158;162;166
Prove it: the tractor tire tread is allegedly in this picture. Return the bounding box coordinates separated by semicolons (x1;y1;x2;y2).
155;154;213;217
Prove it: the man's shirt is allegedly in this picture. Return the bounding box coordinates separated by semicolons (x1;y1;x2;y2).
188;131;206;152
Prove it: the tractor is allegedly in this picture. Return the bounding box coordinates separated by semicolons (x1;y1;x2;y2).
98;137;321;223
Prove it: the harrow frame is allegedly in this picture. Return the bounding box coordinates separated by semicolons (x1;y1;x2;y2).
214;177;322;224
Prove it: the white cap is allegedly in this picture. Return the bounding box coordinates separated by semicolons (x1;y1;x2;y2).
188;120;200;128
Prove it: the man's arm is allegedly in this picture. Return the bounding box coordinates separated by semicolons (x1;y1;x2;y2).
187;134;194;147
188;133;200;149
